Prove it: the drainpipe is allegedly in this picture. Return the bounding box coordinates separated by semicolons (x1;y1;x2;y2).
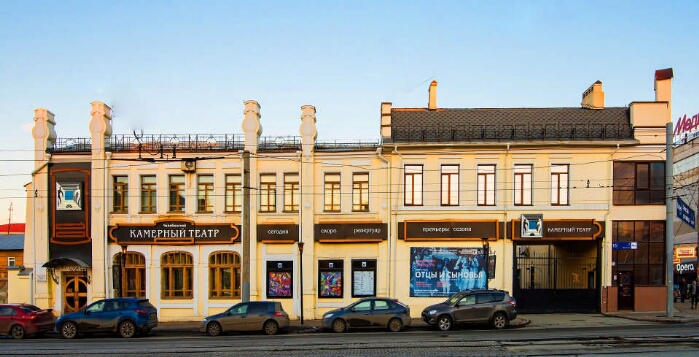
376;148;391;296
104;152;111;297
504;143;510;292
391;145;404;296
31;154;50;306
297;150;303;315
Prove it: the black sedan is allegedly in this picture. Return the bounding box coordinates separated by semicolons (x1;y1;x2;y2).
321;297;411;333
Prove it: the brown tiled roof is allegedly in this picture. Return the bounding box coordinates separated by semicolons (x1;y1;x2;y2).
389;107;633;143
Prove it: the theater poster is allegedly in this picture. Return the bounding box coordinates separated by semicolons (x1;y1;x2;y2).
410;247;489;297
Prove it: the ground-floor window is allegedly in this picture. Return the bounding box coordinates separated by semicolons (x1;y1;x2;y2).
612;221;665;286
113;252;147;298
209;251;241;298
161;251;194;299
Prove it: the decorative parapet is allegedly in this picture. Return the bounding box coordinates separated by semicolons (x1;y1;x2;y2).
32;108;56;163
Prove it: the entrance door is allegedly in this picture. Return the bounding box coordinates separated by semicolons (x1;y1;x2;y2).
617;270;634;310
63;275;88;313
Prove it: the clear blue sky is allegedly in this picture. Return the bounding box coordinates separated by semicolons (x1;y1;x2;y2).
1;0;697;224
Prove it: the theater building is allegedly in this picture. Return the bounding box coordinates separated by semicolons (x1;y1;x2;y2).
11;68;674;320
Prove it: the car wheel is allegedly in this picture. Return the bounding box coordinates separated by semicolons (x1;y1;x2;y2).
206;321;222;337
331;318;346;333
119;320;136;338
437;315;453;331
491;312;509;330
263;320;279;335
387;318;403;332
61;321;78;339
11;325;26;339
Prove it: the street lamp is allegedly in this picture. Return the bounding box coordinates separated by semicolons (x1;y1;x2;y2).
481;237;489;290
297;241;305;325
120;245;128;297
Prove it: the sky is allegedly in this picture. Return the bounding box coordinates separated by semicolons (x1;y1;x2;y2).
1;0;698;225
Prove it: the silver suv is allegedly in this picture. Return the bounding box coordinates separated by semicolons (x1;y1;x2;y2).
421;289;517;330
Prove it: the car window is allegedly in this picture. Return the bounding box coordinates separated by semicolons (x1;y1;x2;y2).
459;295;476;305
353;300;372;312
373;300;389;311
0;306;16;316
86;301;106;313
104;301;122;311
248;304;267;314
274;302;284;312
476;293;495;304
229;303;248;315
20;305;42;312
493;292;505;302
137;300;156;309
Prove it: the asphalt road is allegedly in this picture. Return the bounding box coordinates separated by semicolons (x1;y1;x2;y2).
3;322;699;356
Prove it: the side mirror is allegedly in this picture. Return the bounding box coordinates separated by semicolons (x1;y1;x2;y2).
350;308;356;312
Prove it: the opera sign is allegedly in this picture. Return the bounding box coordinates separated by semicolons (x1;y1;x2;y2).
675;262;696;274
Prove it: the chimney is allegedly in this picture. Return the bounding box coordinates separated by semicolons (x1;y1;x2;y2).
428;80;438;110
654;68;673;103
654;68;673;125
581;80;604;109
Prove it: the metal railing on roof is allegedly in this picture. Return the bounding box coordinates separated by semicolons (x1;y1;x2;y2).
48;134;382;154
390;123;634;142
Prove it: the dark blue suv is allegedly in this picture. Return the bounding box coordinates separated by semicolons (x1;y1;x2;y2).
56;297;158;338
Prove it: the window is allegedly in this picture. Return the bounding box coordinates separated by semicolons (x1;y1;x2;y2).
113;176;128;213
477;165;496;206
113;252;146;298
8;257;16;266
161;251;193;299
224;174;242;213
197;175;214;213
209;251;241;299
612;221;665;286
283;173;299;212
613;162;665;205
259;174;276;212
169;175;185;212
324;173;341;212
514;164;532;206
441;165;459;206
352;172;369;211
404;165;423;206
140;175;157;213
551;164;569;205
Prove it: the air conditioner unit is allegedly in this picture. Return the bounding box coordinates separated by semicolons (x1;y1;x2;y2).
181;160;196;172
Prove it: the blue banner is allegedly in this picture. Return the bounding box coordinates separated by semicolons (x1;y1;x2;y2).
677;197;696;229
410;247;488;297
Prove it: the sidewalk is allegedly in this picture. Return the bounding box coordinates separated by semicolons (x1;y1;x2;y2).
153;301;699;335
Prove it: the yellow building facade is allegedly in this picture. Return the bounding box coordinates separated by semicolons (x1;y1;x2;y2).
11;69;674;320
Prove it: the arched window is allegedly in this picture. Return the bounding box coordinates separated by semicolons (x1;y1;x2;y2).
161;251;193;299
209;251;241;299
112;252;146;298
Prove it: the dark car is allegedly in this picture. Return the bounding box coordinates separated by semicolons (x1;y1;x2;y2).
322;297;411;333
200;301;290;336
0;304;55;339
55;297;158;339
422;289;517;330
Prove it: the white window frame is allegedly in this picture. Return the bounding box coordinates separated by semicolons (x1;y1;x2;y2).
477;164;496;206
551;164;569;205
514;164;532;206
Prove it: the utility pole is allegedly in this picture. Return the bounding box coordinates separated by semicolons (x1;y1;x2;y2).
7;202;12;234
242;150;251;302
666;122;674;318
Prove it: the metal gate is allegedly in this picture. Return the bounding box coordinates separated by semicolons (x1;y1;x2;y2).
513;245;599;313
